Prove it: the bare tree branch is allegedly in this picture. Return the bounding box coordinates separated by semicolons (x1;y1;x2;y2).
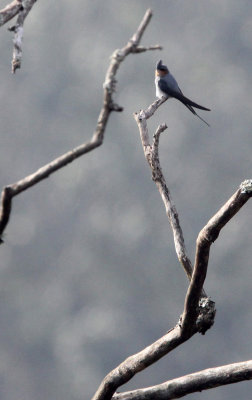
1;6;250;400
134;98;251;340
0;8;161;241
92;98;216;400
133;98;195;284
91;325;196;400
106;97;251;400
113;360;252;400
91;172;250;400
9;0;37;73
181;179;252;334
0;0;23;26
1;0;38;73
131;44;162;53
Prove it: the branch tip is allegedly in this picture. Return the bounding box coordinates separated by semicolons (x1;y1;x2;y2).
155;123;167;134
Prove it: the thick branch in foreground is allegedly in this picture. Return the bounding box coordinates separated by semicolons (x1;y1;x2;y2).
0;8;161;240
92;142;251;400
92;296;217;400
182;179;252;334
113;360;252;400
91;325;195;400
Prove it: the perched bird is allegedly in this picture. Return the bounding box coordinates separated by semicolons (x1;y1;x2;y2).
155;60;210;126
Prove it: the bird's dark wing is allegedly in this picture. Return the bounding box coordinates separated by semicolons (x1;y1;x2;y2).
158;79;210;111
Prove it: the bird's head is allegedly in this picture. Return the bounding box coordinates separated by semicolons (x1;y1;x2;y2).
155;60;169;77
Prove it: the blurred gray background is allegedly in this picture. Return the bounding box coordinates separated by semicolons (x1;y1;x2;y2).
0;1;251;399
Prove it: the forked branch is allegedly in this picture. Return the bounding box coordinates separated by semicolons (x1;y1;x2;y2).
0;8;161;242
91;178;251;400
182;179;252;334
134;98;195;284
91;325;194;400
105;97;252;400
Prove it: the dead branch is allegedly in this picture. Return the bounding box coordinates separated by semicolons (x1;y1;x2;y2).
134;98;252;340
110;95;251;400
0;8;161;242
113;360;252;400
91;176;251;400
8;0;37;73
134;97;195;284
0;0;38;72
91;325;194;400
91;98;212;400
1;5;250;400
181;179;252;334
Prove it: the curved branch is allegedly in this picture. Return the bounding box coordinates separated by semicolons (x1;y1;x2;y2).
181;180;252;334
91;325;197;400
134;98;251;338
0;8;161;241
113;360;252;400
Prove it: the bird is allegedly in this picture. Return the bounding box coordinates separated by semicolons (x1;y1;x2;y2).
155;60;210;126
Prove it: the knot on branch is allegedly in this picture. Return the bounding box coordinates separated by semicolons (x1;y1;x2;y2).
103;77;117;94
150;158;163;183
137;110;146;121
196;297;216;335
8;25;18;32
128;38;137;50
109;102;123;112
240;179;252;194
131;44;163;54
111;49;124;62
12;59;21;73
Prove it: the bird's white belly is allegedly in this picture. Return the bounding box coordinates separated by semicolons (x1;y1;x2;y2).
155;77;170;99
